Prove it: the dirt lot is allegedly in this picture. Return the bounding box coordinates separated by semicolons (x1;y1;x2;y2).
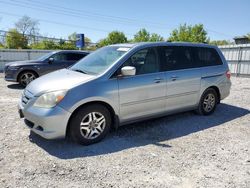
0;73;249;188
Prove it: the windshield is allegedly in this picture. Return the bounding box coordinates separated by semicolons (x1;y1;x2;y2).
37;52;56;61
70;46;130;75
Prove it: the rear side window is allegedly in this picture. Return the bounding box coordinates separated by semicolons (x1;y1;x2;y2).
159;46;196;71
196;48;223;66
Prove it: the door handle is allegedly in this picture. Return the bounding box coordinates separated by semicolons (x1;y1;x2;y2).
154;78;163;83
171;76;178;81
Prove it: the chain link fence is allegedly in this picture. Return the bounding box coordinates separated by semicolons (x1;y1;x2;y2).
0;30;96;48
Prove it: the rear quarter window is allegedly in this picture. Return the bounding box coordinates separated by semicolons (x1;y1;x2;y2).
196;47;223;66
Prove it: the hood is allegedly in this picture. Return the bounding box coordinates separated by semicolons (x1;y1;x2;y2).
5;60;42;67
26;69;95;96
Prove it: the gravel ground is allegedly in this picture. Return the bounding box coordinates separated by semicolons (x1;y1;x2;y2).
0;73;249;188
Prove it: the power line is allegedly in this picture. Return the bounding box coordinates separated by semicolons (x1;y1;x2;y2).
20;0;171;29
205;28;234;38
0;0;170;30
0;29;70;41
0;29;97;45
0;11;135;37
0;0;234;38
20;0;234;38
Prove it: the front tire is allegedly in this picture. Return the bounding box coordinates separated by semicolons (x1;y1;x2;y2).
18;71;37;87
196;88;218;115
69;104;111;145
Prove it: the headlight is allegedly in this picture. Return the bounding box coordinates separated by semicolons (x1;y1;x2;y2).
34;90;67;108
8;66;20;70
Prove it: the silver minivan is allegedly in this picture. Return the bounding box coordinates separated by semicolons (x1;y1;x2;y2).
18;42;231;145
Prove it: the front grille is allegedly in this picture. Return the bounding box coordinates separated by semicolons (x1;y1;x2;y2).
21;89;33;106
22;95;30;105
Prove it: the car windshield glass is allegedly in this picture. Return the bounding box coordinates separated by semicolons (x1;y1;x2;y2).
37;52;56;61
70;46;130;75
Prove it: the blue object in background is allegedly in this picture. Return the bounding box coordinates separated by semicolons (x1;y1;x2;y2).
76;34;85;48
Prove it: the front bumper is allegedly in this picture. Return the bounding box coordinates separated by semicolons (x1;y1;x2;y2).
4;68;18;82
19;100;72;139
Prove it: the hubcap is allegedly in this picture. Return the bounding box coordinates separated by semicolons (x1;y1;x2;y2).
203;93;215;112
80;112;106;139
20;73;36;86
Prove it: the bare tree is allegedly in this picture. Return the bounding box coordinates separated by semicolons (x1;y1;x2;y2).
15;15;40;43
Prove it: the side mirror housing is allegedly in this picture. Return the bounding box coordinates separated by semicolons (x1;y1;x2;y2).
121;66;136;76
48;57;54;64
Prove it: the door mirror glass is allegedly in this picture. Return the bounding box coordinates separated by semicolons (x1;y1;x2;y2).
48;57;54;63
121;66;136;76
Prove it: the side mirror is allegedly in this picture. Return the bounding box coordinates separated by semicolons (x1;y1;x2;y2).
121;66;136;76
48;57;54;64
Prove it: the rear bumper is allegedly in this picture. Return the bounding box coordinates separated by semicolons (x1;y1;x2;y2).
220;80;232;100
19;101;72;139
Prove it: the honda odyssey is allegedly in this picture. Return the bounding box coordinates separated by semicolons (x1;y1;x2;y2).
18;42;231;145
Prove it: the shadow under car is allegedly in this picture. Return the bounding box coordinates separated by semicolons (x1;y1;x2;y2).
28;103;249;159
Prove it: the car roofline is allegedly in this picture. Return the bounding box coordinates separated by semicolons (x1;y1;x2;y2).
53;50;90;53
109;42;217;49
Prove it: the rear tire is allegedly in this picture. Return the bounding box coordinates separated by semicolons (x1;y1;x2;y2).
18;71;38;87
196;88;218;115
69;104;111;145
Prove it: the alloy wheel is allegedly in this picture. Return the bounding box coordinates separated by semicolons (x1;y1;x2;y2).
79;112;106;140
203;93;216;112
20;73;36;86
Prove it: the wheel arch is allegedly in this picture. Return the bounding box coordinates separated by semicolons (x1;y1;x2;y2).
17;69;39;82
204;85;221;103
66;101;119;137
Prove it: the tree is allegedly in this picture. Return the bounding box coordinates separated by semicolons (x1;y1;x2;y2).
30;32;94;50
149;33;164;42
6;29;28;49
133;29;164;42
58;39;77;50
209;40;231;46
31;40;74;50
98;38;109;47
15;15;39;43
133;28;150;42
247;33;250;40
0;42;4;49
98;31;127;47
30;40;58;50
168;24;208;43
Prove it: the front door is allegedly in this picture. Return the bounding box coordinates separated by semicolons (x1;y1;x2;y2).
40;52;68;75
117;47;166;122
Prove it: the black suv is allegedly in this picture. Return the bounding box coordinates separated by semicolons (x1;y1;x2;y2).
4;50;89;87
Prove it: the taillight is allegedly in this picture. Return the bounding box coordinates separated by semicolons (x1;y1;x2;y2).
226;70;231;79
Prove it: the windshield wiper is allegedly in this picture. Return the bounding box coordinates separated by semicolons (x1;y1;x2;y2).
71;69;87;74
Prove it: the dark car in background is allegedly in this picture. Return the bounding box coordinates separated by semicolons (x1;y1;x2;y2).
4;50;89;87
